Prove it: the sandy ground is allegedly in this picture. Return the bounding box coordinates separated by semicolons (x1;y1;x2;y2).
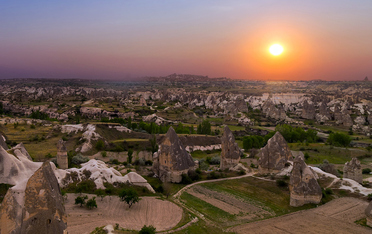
65;194;183;234
229;197;371;234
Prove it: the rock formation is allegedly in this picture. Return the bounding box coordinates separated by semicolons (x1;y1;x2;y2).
152;127;195;183
343;157;363;183
0;161;67;233
220;126;241;170
316;102;331;123
289;156;322;207
261;99;287;120
366;201;372;226
257;132;292;173
0;134;8;150
56;139;68;169
301;100;315;120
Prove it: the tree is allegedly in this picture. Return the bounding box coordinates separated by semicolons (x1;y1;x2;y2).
95;188;106;201
197;120;211;135
127;149;133;164
149;135;158;153
139;225;156;234
327;132;352;147
119;188;141;208
86;197;97;209
127;116;132;129
75;195;88;207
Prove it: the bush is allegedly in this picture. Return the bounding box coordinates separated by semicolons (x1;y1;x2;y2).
95;140;105;151
180;174;192;184
139;225;156;234
276;179;287;187
75;195;88;207
145;160;153;166
86;197;97;209
362;168;372;174
101;151;107;157
127;149;133;164
209;156;220;165
324;188;333;195
327;132;352;147
368;193;372;201
30;124;36;129
71;154;89;165
304;152;310;160
188;170;201;181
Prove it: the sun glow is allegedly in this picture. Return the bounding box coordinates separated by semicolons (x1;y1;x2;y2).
269;44;284;56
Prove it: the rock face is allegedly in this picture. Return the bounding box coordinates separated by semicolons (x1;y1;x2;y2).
152;127;195;183
0;162;67;234
56;139;68;169
301;100;315;120
366;201;372;226
0;134;8;150
261;99;287;120
257;132;292;173
343;158;362;183
220;126;241;170
289;156;322;207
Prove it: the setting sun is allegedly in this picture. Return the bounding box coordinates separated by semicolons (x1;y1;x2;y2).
269;44;284;56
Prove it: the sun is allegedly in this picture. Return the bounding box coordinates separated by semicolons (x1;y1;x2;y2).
269;44;284;56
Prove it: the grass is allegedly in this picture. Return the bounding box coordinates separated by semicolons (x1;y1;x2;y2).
180;192;236;223
190;150;220;160
355;218;372;229
198;177;316;216
112;138;149;143
226;125;245;131
289;143;368;165
0;123;63;160
172;219;236;234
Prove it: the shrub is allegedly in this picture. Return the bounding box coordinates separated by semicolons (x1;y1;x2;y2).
127;149;133;164
188;170;201;181
368;193;372;201
145;160;153;166
101;151;107;157
75;195;88;207
180;174;192;184
209;156;220;165
304;152;310;160
71;154;89;165
86;197;97;209
139;225;156;234
30;124;36;129
327;132;352;147
276;179;287;187
95;140;105;151
362;168;371;174
325;188;333;195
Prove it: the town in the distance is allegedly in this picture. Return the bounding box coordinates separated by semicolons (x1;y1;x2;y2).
1;74;372;233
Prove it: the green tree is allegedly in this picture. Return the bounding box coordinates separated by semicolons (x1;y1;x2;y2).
86;197;97;209
127;149;133;164
139;225;156;234
95;188;106;201
127;116;132;129
197;120;211;135
75;195;88;207
119;188;141;208
149;135;158;153
327;132;352;147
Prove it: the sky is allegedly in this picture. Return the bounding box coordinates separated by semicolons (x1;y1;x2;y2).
0;0;371;81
